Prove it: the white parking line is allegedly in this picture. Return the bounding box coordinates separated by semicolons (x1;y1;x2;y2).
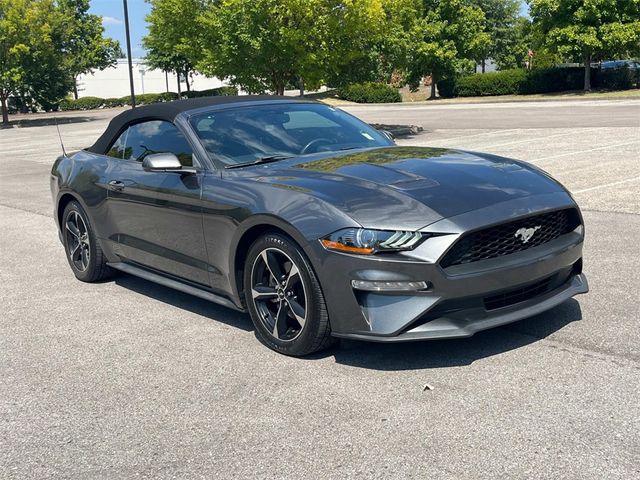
530;140;640;163
572;176;640;193
454;128;600;150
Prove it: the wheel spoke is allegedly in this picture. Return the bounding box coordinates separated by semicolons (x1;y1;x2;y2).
76;212;86;236
285;298;306;328
273;301;289;338
66;220;80;239
81;247;89;269
284;263;300;290
261;250;284;284
252;284;279;301
69;242;80;259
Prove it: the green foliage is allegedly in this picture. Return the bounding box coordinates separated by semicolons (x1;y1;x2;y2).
597;66;639;90
103;97;124;108
0;0;72;121
181;86;239;98
57;0;120;97
408;0;490;98
143;0;204;90
59;95;103;111
157;92;181;102
0;0;120;123
197;0;388;95
336;82;402;103
519;67;584;94
435;78;457;98
529;0;640;90
471;0;522;70
326;0;422;88
440;69;527;97
57;87;237;111
438;65;640;97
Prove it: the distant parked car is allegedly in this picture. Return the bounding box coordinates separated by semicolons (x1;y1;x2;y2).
600;60;640;71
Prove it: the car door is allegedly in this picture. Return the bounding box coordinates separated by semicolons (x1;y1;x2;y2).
103;120;211;286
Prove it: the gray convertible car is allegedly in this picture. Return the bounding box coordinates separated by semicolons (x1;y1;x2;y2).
51;96;588;356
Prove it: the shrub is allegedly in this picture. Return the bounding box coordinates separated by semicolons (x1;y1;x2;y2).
438;66;628;98
437;78;457;98
58;96;104;111
455;69;527;97
134;93;162;105
595;66;637;90
103;97;124;108
336;82;401;103
182;86;239;98
157;92;180;102
519;67;583;94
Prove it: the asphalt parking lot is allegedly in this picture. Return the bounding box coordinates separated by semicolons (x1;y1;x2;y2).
1;99;639;479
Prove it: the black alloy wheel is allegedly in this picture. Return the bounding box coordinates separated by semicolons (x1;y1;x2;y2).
244;233;336;356
62;201;112;282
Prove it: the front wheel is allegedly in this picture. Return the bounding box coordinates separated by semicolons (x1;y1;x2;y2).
244;233;336;356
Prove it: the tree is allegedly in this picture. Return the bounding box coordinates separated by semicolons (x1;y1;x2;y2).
327;0;421;87
409;0;490;99
529;0;640;91
57;0;121;99
197;0;387;95
471;0;521;71
143;0;207;93
0;0;69;124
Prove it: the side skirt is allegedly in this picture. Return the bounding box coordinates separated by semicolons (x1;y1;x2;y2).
108;262;246;312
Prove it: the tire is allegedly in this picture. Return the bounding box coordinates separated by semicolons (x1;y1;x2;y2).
243;233;336;356
62;201;112;282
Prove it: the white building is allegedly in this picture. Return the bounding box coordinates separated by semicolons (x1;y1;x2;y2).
76;58;229;98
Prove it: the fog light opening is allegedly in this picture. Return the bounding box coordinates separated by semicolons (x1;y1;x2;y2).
351;280;431;292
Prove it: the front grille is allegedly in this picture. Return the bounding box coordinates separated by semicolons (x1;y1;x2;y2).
483;276;553;311
441;208;580;268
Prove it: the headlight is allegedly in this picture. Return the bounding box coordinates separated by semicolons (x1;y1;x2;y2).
320;228;426;255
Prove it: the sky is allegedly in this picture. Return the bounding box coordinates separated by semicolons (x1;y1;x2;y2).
90;0;530;60
90;0;151;59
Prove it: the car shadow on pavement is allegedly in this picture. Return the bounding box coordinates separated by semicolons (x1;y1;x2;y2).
114;274;252;332
320;299;583;371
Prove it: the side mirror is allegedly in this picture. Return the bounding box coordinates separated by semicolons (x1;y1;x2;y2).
142;152;194;173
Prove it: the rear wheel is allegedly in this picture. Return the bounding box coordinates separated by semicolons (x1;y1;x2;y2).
244;233;336;356
62;201;112;282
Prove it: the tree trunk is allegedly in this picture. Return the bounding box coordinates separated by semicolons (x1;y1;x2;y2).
474;64;477;74
482;59;486;74
73;78;79;100
298;76;304;97
272;74;285;96
184;69;191;92
429;75;437;100
176;71;182;96
584;53;591;91
1;95;8;125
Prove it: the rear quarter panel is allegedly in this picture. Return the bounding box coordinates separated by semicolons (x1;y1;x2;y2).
51;151;114;258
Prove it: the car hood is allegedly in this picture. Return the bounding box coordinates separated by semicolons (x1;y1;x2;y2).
241;146;567;230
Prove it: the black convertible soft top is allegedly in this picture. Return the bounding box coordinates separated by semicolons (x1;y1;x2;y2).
86;95;309;154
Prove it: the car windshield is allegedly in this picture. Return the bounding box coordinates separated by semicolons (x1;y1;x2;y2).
189;103;393;166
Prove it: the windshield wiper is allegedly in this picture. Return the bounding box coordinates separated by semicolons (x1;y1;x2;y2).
225;154;293;169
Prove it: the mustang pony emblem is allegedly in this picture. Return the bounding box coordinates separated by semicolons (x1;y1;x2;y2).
514;226;541;243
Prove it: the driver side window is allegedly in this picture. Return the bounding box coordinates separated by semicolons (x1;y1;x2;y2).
105;120;194;166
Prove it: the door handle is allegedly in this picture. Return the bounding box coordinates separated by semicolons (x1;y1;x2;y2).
108;180;125;191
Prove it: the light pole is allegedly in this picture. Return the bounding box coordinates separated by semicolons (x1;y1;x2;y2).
123;0;136;108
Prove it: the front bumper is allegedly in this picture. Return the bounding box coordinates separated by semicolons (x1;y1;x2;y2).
333;273;588;342
306;194;589;341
